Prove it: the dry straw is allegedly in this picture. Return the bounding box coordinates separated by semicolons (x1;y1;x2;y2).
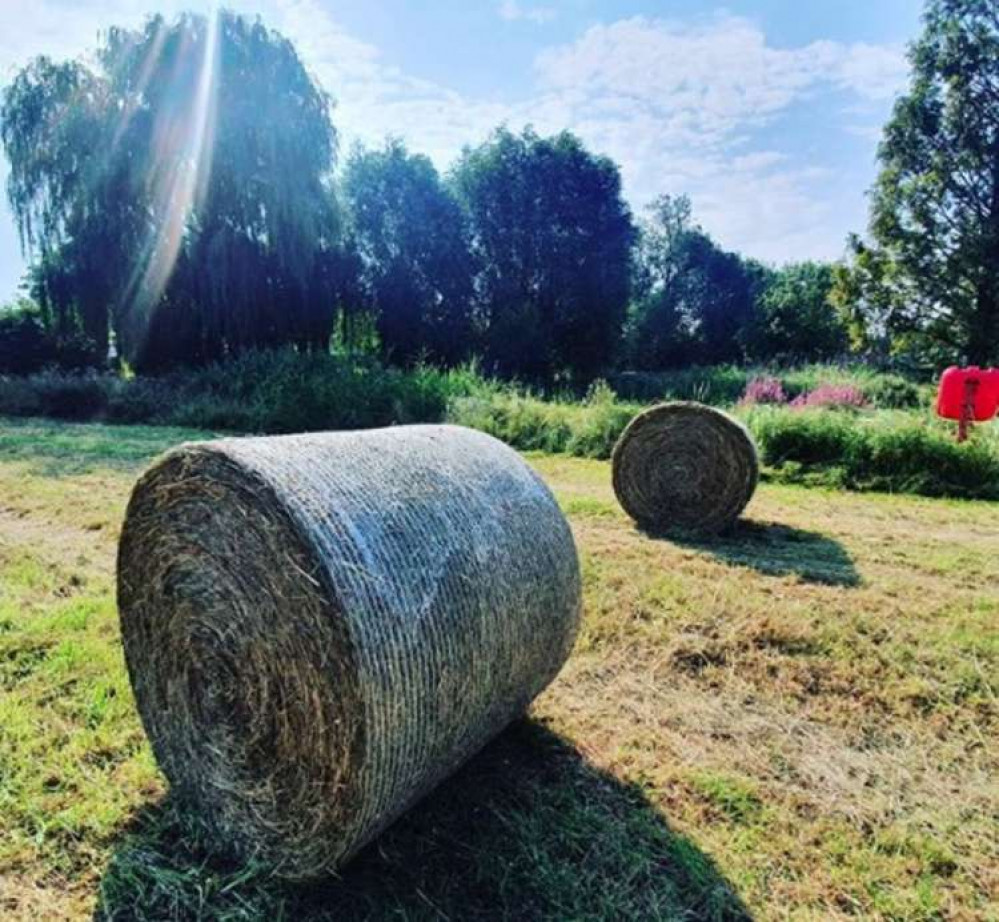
611;402;758;534
117;425;581;879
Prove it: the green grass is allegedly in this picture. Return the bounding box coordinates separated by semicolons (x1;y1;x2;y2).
3;355;993;499
746;405;999;500
1;416;997;920
451;386;999;499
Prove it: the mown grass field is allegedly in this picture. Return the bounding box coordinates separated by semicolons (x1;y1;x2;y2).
1;416;997;921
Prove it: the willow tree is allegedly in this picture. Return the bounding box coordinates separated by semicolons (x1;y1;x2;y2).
839;0;999;365
1;59;113;361
1;11;343;372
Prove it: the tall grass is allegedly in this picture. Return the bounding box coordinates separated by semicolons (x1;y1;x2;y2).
0;353;994;499
450;381;639;459
0;351;487;432
747;406;999;500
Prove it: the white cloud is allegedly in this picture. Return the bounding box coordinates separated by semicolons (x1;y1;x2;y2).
829;41;911;100
526;15;905;259
498;1;557;25
533;16;906;144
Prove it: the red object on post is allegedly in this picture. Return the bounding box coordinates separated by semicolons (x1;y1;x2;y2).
936;366;999;441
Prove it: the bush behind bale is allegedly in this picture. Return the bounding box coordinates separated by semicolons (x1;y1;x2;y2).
748;406;999;500
0;352;991;501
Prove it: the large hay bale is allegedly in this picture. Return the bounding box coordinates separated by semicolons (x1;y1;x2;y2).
611;402;758;533
117;425;581;879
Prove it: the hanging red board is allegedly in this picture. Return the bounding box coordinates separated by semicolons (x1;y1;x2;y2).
936;366;999;423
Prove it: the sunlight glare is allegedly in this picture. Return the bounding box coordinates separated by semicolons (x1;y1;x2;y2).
120;8;220;352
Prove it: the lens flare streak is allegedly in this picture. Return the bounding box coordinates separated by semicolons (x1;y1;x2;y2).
121;10;220;351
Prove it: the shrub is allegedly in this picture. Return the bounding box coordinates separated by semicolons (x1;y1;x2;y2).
747;406;858;467
609;364;927;409
0;354;992;502
0;302;54;374
566;382;636;458
450;393;574;454
790;384;867;410
745;406;999;500
866;374;925;409
849;421;999;498
448;382;638;459
19;371;108;420
104;377;184;425
51;330;104;371
172;349;492;433
610;366;750;404
0;350;491;431
739;376;787;406
0;375;44;416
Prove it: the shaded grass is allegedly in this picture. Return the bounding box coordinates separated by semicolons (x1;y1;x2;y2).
95;723;750;922
0;416;210;477
0;417;997;919
662;520;861;587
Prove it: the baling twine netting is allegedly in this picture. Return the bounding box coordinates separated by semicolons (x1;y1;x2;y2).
117;425;581;879
611;402;758;534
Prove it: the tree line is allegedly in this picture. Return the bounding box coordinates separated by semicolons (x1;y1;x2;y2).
1;0;996;380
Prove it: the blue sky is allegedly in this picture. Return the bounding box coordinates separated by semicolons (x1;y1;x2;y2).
0;0;923;303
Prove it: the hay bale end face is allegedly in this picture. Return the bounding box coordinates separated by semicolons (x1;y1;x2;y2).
611;402;758;534
117;425;581;879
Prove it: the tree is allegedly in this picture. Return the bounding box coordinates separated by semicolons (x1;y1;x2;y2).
684;234;759;364
840;0;999;365
625;195;758;369
342;141;475;366
2;11;344;372
452;127;634;382
624;195;696;368
748;261;847;362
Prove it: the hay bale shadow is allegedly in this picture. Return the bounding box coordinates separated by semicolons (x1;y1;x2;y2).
645;520;860;587
94;720;752;921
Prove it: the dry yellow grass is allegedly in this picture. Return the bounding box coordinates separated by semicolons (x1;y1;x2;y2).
1;417;996;920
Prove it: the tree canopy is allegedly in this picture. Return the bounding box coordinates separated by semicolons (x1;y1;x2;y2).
7;4;994;381
749;262;847;362
343;140;475;366
452;127;634;382
625;195;762;368
837;0;999;365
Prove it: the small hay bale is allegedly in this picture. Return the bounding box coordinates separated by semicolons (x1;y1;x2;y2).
611;401;758;533
117;425;581;879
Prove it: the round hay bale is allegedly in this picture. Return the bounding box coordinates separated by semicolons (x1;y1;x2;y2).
611;401;758;534
117;425;581;880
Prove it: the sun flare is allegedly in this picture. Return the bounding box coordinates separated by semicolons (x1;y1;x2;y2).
121;9;220;350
